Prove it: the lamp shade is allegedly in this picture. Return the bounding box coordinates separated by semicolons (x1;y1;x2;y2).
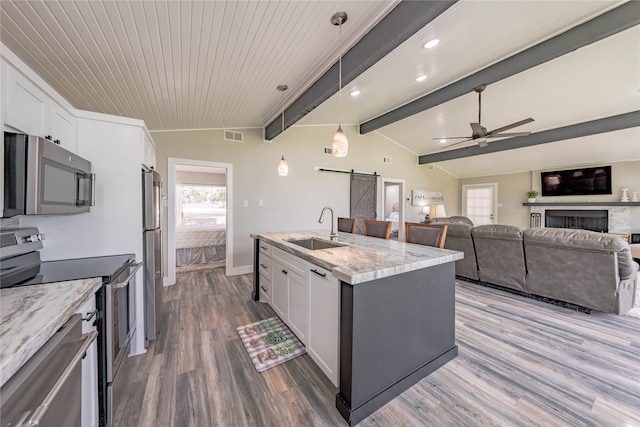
277;156;288;176
332;126;348;157
429;204;446;218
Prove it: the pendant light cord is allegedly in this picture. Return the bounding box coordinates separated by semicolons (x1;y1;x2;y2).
338;21;343;127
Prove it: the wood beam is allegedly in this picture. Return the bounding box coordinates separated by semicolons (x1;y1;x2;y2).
418;111;640;164
263;1;458;141
361;2;640;134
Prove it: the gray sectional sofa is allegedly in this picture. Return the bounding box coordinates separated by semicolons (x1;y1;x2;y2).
428;217;638;314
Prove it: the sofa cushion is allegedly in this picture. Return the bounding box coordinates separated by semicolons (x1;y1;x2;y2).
471;225;527;292
524;228;637;280
442;223;479;280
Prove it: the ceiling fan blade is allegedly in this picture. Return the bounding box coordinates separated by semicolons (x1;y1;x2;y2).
469;122;486;137
432;136;470;140
486;131;531;138
486;118;534;135
441;138;474;149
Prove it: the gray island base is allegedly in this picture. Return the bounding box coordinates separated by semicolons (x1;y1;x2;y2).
251;230;462;425
336;262;457;425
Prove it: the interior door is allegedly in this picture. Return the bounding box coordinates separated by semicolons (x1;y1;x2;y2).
462;184;497;225
350;173;377;235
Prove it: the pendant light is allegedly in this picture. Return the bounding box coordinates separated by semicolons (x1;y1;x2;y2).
276;84;289;176
331;11;348;157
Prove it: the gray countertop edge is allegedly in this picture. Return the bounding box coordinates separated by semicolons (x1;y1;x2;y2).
251;230;463;285
0;278;103;387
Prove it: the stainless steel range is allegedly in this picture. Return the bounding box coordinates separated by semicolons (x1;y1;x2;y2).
0;227;142;427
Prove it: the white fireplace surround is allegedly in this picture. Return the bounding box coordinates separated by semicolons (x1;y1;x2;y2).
529;206;631;235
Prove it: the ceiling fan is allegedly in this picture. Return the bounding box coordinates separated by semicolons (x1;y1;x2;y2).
435;84;534;148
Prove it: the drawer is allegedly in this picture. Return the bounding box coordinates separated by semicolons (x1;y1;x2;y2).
272;246;307;277
258;241;271;257
259;276;272;303
258;255;272;280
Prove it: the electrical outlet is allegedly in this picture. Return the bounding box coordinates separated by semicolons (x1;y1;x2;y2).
242;200;249;208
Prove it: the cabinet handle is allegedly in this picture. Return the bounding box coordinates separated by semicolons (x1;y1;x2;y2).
310;269;327;278
82;309;98;322
54;139;61;145
260;286;267;292
45;135;52;141
260;245;268;250
282;269;288;275
260;263;267;269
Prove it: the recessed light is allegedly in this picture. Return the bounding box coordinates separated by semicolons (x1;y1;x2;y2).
416;75;427;82
439;139;447;144
350;90;360;96
423;38;440;49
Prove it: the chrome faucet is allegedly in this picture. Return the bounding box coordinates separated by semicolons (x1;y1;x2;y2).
318;206;338;241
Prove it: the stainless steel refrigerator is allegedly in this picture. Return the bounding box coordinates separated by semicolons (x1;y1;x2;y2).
142;168;162;347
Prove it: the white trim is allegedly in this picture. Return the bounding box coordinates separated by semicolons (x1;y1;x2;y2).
227;265;253;276
382;178;405;241
462;182;499;224
167;158;234;285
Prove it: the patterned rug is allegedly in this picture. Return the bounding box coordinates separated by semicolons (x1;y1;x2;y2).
237;317;306;372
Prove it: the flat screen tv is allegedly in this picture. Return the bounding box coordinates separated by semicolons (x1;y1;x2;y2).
541;166;612;196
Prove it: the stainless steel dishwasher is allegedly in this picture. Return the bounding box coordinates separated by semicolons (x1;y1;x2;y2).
0;314;98;427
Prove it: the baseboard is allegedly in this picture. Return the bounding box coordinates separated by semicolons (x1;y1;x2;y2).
227;264;252;276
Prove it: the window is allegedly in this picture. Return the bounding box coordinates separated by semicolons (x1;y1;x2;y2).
178;185;226;227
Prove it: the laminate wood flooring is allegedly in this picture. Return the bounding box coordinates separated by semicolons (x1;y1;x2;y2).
113;271;640;427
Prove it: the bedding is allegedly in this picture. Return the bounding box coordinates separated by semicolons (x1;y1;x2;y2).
176;224;226;266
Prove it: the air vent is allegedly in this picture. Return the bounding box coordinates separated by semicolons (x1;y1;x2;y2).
383;156;392;164
224;130;243;142
323;146;333;155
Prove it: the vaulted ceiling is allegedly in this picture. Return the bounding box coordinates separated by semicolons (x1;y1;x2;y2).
1;1;638;178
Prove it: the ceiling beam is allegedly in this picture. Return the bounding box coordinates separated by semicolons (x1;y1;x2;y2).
264;0;458;141
360;1;640;134
418;111;640;164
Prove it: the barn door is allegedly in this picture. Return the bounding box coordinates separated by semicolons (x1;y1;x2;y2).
350;172;377;235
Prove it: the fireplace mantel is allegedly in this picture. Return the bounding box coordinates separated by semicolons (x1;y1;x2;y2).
523;202;640;207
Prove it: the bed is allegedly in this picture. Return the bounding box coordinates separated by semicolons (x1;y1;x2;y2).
175;223;226;267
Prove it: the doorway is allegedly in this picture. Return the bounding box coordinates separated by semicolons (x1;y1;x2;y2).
382;178;405;241
167;158;234;285
462;183;498;225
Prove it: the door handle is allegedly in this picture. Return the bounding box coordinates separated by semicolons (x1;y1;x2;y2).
310;269;326;278
112;262;143;289
281;269;288;275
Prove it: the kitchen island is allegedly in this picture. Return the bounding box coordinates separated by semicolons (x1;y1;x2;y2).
251;230;463;426
0;278;102;387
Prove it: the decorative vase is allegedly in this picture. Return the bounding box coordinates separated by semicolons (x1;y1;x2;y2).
632;191;639;202
527;198;536;203
620;188;629;202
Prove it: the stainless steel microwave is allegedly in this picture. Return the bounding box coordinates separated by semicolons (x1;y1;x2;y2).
3;133;95;217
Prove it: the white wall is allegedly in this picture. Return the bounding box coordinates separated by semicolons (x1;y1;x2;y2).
152;124;459;270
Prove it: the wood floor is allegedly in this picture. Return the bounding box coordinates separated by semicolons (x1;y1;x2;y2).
114;269;640;427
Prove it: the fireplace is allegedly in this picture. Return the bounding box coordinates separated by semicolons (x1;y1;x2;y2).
544;209;608;232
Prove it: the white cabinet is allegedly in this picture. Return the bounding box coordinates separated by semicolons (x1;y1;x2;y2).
257;242;340;385
75;295;99;427
49;101;77;152
3;62;77;151
308;265;340;386
143;131;156;169
287;268;308;343
271;258;289;321
4;65;48;136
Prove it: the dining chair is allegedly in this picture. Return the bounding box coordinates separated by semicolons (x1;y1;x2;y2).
363;219;392;239
405;222;448;248
337;217;357;233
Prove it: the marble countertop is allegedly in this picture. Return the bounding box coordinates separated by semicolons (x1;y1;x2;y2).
0;278;102;387
251;229;463;285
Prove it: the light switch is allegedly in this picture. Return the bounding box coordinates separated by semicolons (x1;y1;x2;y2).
242;200;249;208
258;200;264;207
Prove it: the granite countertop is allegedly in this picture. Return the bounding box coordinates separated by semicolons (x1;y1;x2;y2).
0;278;102;387
251;229;463;285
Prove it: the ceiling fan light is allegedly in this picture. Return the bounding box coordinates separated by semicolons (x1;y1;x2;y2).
332;126;348;157
277;155;288;176
423;38;440;49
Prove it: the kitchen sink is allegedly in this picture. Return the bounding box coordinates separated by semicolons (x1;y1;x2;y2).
287;237;347;250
